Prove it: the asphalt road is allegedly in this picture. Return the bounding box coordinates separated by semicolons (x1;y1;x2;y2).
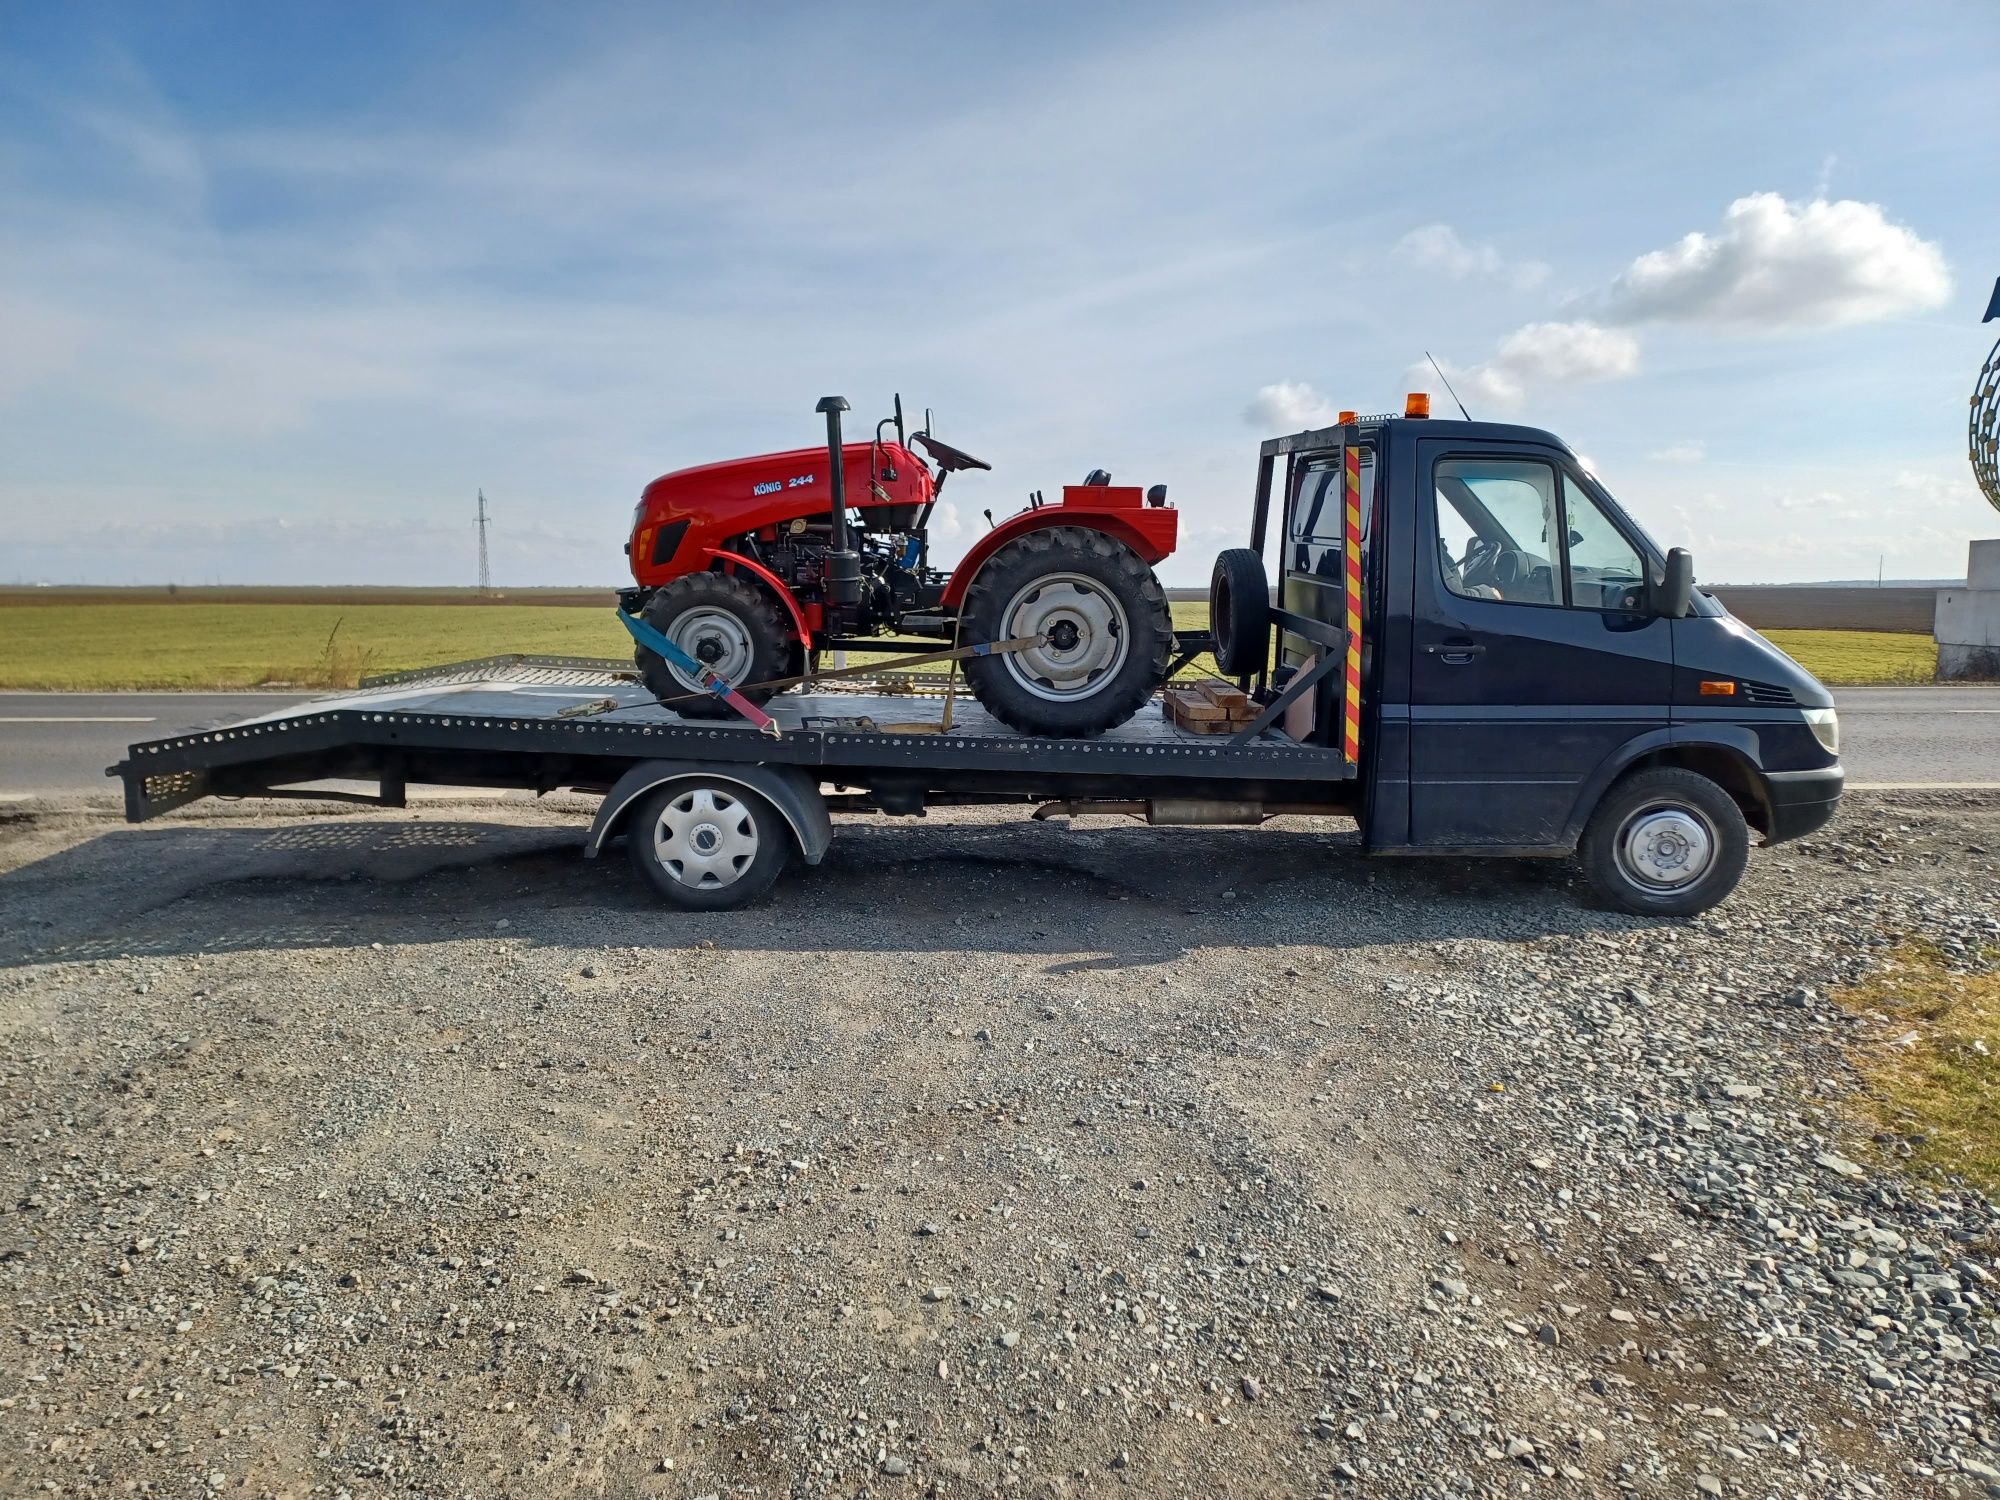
1834;685;2000;788
0;685;1993;796
0;692;310;797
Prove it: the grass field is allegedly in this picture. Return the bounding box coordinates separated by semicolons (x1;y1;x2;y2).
0;596;1948;690
1837;944;2000;1195
0;603;633;690
1763;628;1937;685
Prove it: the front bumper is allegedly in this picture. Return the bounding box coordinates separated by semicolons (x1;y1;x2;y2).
1764;763;1843;845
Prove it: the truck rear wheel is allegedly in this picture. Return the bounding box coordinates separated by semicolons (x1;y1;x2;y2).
637;574;791;719
958;526;1172;737
1579;767;1749;917
625;779;793;909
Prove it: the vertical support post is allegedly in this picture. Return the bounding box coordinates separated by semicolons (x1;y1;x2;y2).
1247;452;1274;554
1341;445;1364;766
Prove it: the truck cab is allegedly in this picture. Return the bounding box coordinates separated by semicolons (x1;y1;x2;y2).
1252;407;1843;914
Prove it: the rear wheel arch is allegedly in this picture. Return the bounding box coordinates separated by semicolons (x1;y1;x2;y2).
586;761;831;865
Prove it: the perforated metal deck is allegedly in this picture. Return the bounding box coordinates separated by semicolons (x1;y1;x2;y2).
111;656;1354;821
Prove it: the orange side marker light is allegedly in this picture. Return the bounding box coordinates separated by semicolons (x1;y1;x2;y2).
1699;680;1737;696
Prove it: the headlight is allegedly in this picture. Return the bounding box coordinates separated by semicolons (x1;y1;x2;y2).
1803;707;1838;757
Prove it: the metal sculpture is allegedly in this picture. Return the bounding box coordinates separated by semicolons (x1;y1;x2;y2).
1975;278;2000;515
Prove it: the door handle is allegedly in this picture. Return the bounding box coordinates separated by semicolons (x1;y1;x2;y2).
1423;641;1486;664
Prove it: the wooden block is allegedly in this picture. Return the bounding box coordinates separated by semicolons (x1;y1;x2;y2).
1162;689;1238;735
1162;687;1229;723
1194;680;1252;714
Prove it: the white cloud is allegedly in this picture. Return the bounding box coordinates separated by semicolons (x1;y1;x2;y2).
1244;380;1336;429
1417;322;1640;411
1647;442;1705;464
1396;224;1548;289
1604;193;1950;330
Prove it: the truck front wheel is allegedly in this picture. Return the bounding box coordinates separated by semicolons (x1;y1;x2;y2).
1579;767;1750;917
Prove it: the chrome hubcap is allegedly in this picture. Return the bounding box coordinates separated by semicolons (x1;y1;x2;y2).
1001;572;1129;702
664;606;753;692
1617;805;1716;889
652;788;760;888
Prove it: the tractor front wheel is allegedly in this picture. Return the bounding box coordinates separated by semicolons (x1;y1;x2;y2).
959;526;1172;737
636;573;792;718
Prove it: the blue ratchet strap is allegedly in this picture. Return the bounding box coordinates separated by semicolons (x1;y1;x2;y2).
615;609;780;736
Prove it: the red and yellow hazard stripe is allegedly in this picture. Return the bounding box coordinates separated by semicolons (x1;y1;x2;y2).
1341;446;1363;764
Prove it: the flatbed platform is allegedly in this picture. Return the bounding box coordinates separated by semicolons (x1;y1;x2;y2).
111;656;1354;823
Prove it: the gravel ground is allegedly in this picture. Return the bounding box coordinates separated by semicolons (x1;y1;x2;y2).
3;789;1999;1499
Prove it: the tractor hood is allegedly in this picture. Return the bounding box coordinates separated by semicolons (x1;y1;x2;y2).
627;440;935;588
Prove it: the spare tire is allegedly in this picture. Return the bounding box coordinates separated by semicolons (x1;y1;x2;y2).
1210;548;1270;677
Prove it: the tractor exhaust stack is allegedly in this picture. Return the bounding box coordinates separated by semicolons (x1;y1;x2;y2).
815;395;861;622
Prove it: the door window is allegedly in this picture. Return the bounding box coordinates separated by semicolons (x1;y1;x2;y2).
1561;475;1647;611
1432;459;1560;605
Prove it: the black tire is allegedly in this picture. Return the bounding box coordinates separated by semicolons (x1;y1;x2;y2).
1579;767;1750;917
958;526;1173;736
636;573;792;719
624;780;792;910
1209;547;1270;677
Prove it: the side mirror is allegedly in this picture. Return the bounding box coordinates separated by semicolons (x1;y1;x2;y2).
1656;547;1694;619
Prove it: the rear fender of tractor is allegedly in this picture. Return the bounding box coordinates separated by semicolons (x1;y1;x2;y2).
706;548;813;646
940;507;1178;610
584;760;832;863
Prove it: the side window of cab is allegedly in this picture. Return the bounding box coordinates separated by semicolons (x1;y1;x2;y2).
1432;459;1561;605
1432;457;1651;612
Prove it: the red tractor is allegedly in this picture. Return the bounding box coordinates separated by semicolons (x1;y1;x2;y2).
618;395;1181;736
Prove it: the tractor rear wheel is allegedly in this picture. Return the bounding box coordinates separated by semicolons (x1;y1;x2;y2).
959;526;1172;737
637;573;792;718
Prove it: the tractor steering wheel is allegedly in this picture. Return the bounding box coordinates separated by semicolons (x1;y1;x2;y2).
912;432;992;473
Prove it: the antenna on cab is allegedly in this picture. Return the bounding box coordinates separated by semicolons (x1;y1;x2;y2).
1426;352;1472;421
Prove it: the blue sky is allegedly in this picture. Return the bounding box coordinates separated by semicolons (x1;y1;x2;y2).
2;0;1996;587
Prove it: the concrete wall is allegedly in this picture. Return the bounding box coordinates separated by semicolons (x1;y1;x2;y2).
1936;539;2000;680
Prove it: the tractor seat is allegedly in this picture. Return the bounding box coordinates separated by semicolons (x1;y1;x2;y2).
911;433;992;473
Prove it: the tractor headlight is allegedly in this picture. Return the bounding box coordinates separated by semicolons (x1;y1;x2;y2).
631;500;647;533
1802;707;1839;757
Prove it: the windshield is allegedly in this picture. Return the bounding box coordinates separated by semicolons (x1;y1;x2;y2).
1584;475;1663;559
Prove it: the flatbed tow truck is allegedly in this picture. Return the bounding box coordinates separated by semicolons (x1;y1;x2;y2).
109;402;1845;917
